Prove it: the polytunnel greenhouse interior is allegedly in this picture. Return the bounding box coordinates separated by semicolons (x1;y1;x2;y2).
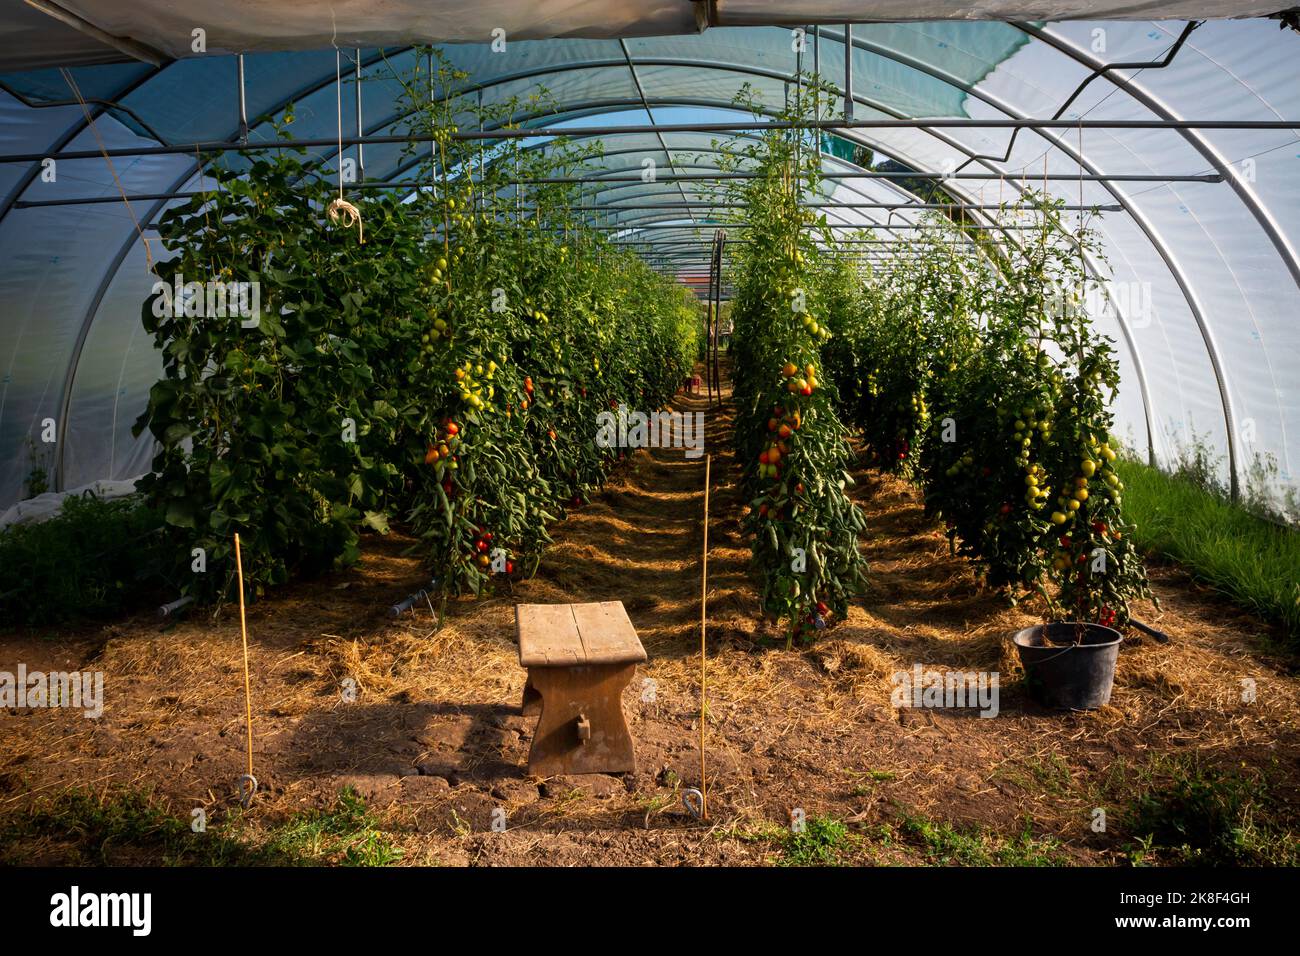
4;9;1300;516
0;1;1299;882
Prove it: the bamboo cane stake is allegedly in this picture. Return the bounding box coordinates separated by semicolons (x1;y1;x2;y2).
234;533;255;793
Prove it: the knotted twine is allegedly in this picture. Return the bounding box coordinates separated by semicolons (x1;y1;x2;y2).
327;35;363;243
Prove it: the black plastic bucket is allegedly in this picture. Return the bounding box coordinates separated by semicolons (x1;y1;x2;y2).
1013;623;1122;710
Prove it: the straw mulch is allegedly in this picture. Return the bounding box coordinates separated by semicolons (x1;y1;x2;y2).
2;366;1296;865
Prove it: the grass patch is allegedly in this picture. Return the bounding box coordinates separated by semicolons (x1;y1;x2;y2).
0;786;403;867
264;786;404;865
994;753;1073;797
1116;458;1300;641
896;814;1068;866
777;815;859;867
848;768;896;796
0;788;261;866
1121;759;1298;867
753;810;1068;867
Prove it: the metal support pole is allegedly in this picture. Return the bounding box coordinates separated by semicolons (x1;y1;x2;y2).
236;54;248;145
573;222;1039;231
477;87;484;215
706;232;717;408
843;23;853;122
713;230;725;401
15;193;1130;212
434;49;439;171
494;171;1222;185
24;0;168;65
5;118;1290;165
814;25;821;84
355;49;364;182
621;39;696;225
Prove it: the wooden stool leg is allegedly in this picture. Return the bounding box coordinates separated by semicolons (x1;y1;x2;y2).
521;673;542;716
526;663;637;776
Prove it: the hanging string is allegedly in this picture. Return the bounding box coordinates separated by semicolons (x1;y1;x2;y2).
60;68;153;270
1079;118;1088;237
326;24;363;243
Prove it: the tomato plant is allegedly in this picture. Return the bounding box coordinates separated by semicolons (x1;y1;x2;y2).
823;232;981;476
829;196;1151;626
725;91;869;645
136;126;416;599
135;56;698;606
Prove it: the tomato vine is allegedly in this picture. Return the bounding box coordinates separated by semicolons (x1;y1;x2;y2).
135;55;699;605
724;89;869;646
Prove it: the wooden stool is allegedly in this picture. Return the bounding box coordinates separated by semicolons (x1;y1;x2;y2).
515;601;646;776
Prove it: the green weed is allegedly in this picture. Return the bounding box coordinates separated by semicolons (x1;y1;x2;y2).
1124;763;1298;866
778;815;858;867
0;785;403;867
896;814;1067;866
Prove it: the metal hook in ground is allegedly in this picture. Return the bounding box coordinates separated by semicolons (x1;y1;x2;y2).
238;773;258;809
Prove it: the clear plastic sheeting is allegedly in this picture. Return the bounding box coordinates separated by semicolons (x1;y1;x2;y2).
2;3;1285;72
0;20;1297;520
708;2;1283;26
0;477;141;529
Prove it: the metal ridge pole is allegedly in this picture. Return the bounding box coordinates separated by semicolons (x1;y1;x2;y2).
4;118;1294;164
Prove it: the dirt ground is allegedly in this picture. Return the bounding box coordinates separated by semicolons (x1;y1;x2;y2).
2;369;1298;866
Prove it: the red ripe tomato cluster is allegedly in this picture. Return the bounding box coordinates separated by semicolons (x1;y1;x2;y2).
756;404;801;480
424;419;462;467
781;359;817;397
469;527;513;574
